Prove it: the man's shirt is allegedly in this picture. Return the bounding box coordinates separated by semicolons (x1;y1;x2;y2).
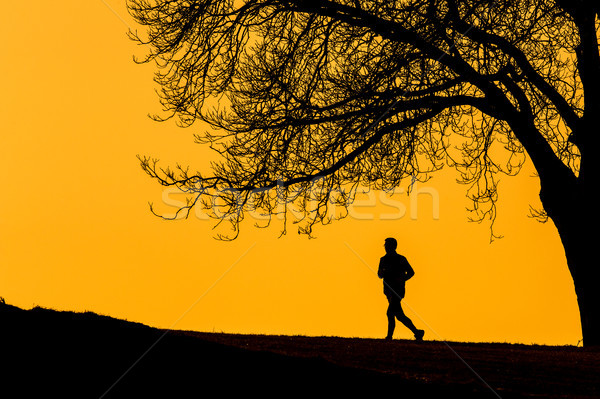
378;252;414;299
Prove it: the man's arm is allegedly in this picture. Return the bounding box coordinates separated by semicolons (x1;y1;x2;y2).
377;258;385;279
404;258;415;281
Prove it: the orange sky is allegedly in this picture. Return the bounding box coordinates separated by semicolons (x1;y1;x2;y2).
0;1;581;345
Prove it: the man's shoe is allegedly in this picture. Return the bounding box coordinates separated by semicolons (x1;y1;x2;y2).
414;330;425;341
385;335;393;340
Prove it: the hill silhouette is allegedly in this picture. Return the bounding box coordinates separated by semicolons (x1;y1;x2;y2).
0;302;598;398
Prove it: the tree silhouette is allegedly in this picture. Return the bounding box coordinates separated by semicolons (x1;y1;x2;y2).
127;0;600;346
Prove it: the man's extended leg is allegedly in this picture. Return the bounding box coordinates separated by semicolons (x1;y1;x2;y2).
395;301;425;341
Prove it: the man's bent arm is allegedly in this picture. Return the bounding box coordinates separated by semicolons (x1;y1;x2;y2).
404;262;415;281
378;259;385;279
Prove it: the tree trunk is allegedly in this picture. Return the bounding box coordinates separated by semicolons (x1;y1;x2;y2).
573;258;600;347
541;178;600;347
560;221;600;348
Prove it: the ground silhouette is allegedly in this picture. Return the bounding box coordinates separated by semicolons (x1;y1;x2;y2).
0;302;598;398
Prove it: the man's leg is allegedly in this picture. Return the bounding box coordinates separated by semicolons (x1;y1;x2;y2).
386;300;396;339
395;302;417;333
396;301;425;340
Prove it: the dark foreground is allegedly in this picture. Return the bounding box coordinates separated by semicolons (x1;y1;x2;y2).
0;303;598;398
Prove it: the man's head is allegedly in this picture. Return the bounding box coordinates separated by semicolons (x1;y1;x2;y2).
384;237;397;254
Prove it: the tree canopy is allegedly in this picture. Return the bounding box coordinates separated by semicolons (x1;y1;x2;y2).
128;0;592;239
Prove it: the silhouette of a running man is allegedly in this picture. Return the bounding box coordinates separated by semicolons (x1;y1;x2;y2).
378;237;425;341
